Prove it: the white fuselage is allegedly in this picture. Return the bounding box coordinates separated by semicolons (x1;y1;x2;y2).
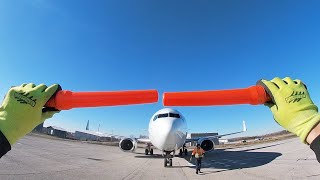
148;108;187;152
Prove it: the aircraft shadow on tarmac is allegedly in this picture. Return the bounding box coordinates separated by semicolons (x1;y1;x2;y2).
182;143;282;172
135;143;282;172
134;153;165;159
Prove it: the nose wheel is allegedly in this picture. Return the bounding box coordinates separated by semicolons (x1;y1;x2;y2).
164;158;173;167
163;151;174;167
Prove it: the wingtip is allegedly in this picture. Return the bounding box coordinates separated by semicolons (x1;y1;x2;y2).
243;120;247;132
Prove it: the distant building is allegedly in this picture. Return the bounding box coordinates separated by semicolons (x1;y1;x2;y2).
66;132;76;140
47;126;67;138
75;130;112;141
42;127;48;134
33;123;44;132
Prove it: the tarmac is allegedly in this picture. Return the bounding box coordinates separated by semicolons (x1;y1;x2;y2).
0;135;319;180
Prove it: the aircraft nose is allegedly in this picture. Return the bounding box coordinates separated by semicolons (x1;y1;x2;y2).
160;119;182;150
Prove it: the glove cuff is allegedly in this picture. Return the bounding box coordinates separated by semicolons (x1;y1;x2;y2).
0;130;11;158
294;112;320;143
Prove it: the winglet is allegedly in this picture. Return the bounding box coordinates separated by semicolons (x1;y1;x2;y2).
243;121;247;132
242;121;247;132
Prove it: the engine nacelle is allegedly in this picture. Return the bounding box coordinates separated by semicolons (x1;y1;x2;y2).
119;138;138;152
197;138;214;152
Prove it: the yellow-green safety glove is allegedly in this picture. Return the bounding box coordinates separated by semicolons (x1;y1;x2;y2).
0;83;61;145
257;77;320;143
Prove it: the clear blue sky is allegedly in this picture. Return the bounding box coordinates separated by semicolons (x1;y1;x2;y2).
1;1;320;137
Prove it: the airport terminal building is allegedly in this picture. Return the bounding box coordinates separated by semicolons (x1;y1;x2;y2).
74;130;115;141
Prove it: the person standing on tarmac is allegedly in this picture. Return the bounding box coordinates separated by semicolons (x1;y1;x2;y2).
191;144;205;174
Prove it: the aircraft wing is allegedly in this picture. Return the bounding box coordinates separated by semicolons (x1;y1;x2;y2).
137;138;152;144
185;121;247;143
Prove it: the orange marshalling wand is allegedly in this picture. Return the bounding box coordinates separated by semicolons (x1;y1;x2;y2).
45;90;159;110
163;85;271;106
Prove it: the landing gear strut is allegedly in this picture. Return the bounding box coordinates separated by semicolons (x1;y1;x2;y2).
163;151;174;167
145;144;153;155
179;144;188;156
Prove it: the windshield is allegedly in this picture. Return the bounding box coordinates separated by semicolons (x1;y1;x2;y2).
169;113;180;118
157;113;169;118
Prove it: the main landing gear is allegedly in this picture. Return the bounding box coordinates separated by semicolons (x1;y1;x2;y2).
145;144;153;155
179;144;188;156
163;151;174;167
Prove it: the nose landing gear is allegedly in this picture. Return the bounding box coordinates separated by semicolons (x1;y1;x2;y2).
163;151;174;167
145;144;153;155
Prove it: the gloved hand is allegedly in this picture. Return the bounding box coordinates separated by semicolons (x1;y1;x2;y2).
0;83;61;144
258;77;320;143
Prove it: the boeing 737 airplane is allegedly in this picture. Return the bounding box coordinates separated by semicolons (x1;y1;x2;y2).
119;108;247;167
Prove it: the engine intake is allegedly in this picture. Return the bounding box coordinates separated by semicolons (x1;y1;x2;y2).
197;138;214;152
119;138;137;152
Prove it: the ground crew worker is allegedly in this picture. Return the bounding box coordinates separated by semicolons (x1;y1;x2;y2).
191;144;205;174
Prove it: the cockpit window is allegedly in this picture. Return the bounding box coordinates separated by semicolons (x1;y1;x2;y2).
153;113;180;121
157;113;169;118
153;115;158;121
169;113;180;118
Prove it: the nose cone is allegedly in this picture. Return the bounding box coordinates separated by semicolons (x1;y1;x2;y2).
152;118;187;151
160;120;178;150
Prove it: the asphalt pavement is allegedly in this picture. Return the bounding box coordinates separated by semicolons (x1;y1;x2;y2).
0;135;319;180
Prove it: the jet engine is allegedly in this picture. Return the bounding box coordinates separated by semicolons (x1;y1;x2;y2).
197;138;214;152
119;138;138;152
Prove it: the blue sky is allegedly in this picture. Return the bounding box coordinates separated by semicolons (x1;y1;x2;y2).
0;1;320;137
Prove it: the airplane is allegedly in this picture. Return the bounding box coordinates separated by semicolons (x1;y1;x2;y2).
119;108;247;167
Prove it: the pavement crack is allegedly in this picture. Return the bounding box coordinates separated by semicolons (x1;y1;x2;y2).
306;174;320;178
